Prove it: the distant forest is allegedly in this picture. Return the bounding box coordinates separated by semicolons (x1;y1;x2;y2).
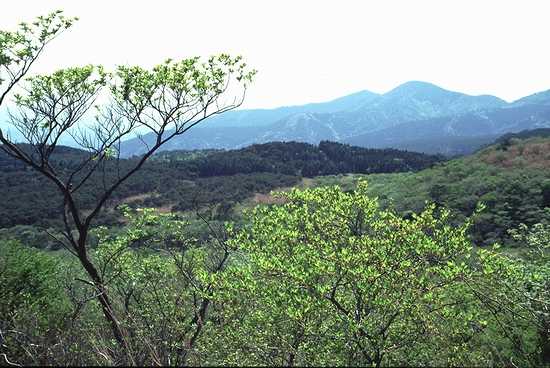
0;141;441;230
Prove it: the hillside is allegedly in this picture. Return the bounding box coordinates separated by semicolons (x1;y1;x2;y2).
311;133;550;246
345;104;550;155
4;132;549;248
119;82;550;157
0;141;441;246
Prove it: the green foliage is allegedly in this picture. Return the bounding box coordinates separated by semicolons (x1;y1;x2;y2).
15;65;107;106
542;179;550;208
315;141;550;246
0;241;73;364
0;11;75;74
1;11;258;362
1;187;546;366
509;218;550;364
111;55;255;130
84;207;232;365
0;141;440;236
199;183;539;366
11;65;107;148
1;9;548;367
0;241;64;320
114;55;254;104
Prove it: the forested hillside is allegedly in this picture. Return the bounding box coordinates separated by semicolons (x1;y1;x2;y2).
313;134;550;246
0;141;441;231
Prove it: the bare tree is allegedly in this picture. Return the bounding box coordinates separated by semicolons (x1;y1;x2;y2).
0;11;255;361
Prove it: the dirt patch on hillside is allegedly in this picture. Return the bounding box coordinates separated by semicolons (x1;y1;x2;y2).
252;192;288;205
301;177;315;187
120;192;155;204
481;140;550;169
155;204;175;213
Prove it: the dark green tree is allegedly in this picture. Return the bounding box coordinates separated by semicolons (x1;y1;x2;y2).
542;179;550;208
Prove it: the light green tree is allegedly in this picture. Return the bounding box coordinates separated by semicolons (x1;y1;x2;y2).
509;218;550;365
81;206;233;365
202;183;538;366
0;11;254;363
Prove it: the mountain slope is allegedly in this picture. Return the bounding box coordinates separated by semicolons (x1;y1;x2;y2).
116;82;550;156
511;89;550;107
346;103;550;155
314;132;550;246
249;81;509;146
120;90;378;156
182;89;380;129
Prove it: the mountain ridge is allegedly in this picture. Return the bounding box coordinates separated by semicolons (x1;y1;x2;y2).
4;81;550;157
121;80;529;157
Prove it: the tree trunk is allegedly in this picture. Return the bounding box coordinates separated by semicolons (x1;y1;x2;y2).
76;245;132;364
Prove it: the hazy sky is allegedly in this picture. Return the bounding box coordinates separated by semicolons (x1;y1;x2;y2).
2;0;550;109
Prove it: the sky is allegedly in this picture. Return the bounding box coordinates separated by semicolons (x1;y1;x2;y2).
1;0;550;109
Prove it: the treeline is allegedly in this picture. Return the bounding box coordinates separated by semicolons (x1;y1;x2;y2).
153;140;443;177
495;127;550;145
0;141;441;230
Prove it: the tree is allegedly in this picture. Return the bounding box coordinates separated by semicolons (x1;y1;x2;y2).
204;183;538;366
428;183;447;205
0;11;76;107
542;179;550;208
0;241;71;365
90;207;233;365
0;11;255;362
509;219;550;365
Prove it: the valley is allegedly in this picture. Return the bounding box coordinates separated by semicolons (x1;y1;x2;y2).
3;131;549;249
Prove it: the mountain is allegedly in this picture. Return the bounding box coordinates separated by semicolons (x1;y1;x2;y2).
120;81;515;157
5;82;550;157
511;89;550;107
188;89;380;129
359;81;506;120
244;81;508;146
345;103;550;155
117;90;376;157
5;81;540;157
0;109;21;141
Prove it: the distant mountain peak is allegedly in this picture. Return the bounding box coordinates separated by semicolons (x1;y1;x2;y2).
384;81;454;99
376;81;507;115
119;82;549;157
388;80;443;91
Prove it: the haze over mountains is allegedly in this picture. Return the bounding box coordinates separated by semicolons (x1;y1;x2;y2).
118;81;550;157
3;81;550;157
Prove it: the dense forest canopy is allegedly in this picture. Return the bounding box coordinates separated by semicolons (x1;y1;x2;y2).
0;140;441;231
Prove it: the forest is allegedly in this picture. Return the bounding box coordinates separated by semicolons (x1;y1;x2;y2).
0;11;549;368
313;133;550;246
0;140;441;230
